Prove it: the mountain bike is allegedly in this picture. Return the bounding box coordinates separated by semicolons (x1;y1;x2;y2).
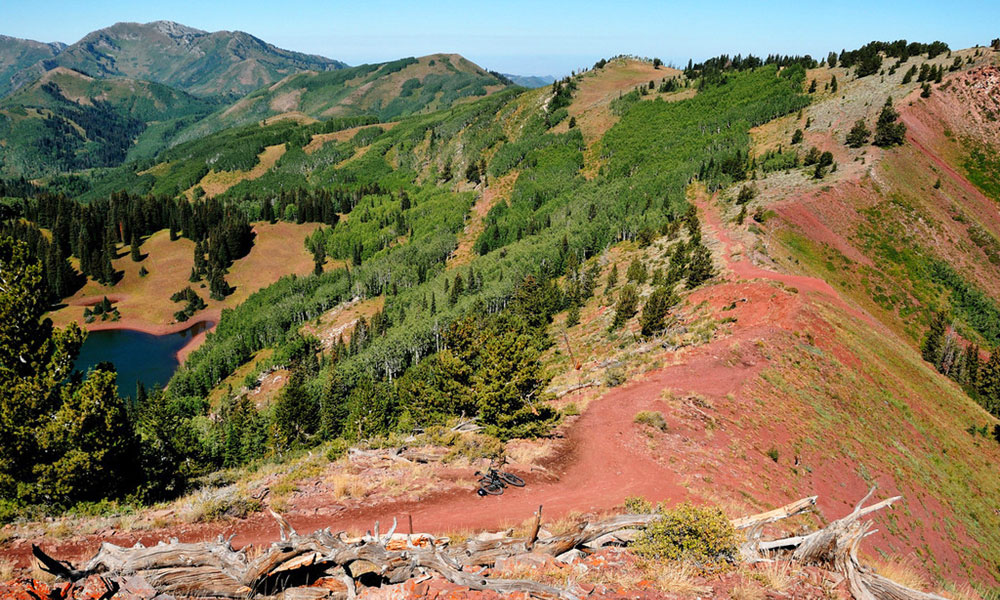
475;459;525;496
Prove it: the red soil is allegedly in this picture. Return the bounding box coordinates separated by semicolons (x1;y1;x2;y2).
3;190;882;569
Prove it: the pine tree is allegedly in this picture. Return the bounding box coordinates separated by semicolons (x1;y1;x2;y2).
976;350;1000;417
873;98;906;147
610;284;640;330
639;287;675;337
129;233;141;262
626;258;647;284
312;243;326;276
791;129;804;144
808;79;817;93
604;264;619;295
965;344;981;387
566;303;580;327
686;244;715;288
34;368;137;502
846;119;871;147
449;273;464;306
209;269;232;301
0;238;87;500
830;75;838;93
472;322;555;439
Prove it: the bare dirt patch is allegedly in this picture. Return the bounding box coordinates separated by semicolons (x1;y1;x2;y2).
189;143;287;199
448;171;518;268
268;87;305;113
303;121;398;154
569;59;682;147
301;296;386;350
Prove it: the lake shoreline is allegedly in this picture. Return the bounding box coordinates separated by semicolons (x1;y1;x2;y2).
71;310;220;365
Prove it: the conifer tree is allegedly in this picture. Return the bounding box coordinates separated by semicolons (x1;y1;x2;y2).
846;119;871;147
965;344;981;387
873;98;906;147
611;284;639;330
605;264;619;295
130;233;141;262
639;287;675;337
626;258;648;284
449;273;464;306
686;244;715;288
976;350;1000;416
566;303;580;327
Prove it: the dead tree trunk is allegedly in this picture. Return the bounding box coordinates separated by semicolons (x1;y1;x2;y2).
31;489;949;600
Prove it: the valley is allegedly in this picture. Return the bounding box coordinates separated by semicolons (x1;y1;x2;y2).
0;15;999;600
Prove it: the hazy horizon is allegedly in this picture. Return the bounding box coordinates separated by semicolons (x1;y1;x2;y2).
4;0;998;77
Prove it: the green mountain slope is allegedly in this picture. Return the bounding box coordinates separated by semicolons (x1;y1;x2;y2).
175;53;509;142
10;21;346;98
0;35;65;97
0;67;219;176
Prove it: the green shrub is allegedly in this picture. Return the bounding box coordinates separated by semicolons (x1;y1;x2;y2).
632;502;739;565
766;446;780;462
624;495;655;513
196;494;262;522
605;365;626;387
634;410;668;432
326;438;350;461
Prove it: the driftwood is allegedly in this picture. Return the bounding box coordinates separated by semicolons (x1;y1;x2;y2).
31;490;948;600
743;487;947;600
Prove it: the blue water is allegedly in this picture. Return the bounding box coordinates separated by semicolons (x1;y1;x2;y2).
73;321;213;398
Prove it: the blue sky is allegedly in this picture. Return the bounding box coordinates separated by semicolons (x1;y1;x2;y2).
3;0;997;76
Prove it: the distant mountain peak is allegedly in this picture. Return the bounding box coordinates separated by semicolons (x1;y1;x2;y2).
147;20;208;38
3;21;347;98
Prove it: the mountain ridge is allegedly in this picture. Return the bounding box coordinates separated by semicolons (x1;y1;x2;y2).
6;20;348;98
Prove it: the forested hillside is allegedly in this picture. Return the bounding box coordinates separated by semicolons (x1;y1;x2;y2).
0;67;219;176
0;35;65;97
174;53;510;142
2;37;1000;598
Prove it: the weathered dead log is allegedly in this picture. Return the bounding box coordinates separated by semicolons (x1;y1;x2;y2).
731;495;817;530
30;490;948;600
740;488;946;600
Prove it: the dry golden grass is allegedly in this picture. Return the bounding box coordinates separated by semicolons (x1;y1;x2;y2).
505;438;554;466
303;122;398;154
578;558;710;597
0;559;16;582
939;583;985;600
29;561;57;583
747;560;795;593
48;221;319;330
448;170;518;269
328;473;370;500
730;576;767;600
301;296;386;350
45;521;75;539
870;557;929;592
190;143;287;199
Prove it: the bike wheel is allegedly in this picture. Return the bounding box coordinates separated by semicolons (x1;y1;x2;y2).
500;472;525;487
480;481;504;495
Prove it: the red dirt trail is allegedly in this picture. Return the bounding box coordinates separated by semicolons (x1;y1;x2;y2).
3;193;880;567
